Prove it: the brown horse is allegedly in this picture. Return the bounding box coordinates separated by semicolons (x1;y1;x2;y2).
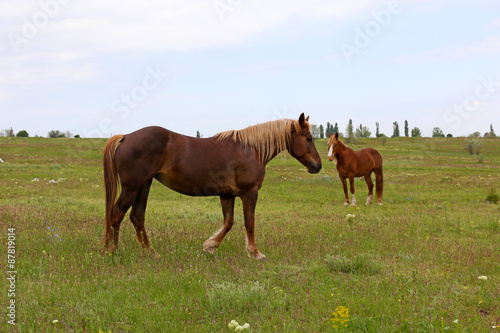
102;113;322;260
327;132;383;206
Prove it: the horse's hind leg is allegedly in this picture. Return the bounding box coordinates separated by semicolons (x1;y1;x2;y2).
364;173;374;205
241;190;266;260
203;195;235;254
375;169;383;205
106;188;137;254
130;180;161;259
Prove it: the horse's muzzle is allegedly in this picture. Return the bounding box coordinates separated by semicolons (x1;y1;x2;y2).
308;162;322;174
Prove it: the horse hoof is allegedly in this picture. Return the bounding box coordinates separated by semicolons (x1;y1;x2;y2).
255;253;267;261
150;250;161;260
203;247;216;255
247;250;266;261
377;202;383;206
344;202;350;207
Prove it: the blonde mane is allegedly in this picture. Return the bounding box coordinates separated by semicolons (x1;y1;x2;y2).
213;119;306;163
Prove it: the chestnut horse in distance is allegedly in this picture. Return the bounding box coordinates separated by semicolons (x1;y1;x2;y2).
102;114;322;260
327;132;383;206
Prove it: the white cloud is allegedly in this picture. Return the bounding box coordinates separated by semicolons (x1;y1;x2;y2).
394;32;500;64
1;0;391;55
0;0;393;86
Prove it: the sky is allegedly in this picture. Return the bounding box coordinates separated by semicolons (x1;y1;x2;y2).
1;0;499;138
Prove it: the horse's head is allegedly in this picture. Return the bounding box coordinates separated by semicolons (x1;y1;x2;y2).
288;113;322;174
327;132;340;161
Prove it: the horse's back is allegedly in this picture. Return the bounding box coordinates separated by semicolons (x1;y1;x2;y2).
352;147;382;173
361;147;382;169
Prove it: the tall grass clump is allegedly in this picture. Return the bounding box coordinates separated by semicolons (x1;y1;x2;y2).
486;188;499;204
325;253;381;275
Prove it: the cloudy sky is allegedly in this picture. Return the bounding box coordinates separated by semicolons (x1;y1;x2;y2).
1;0;499;138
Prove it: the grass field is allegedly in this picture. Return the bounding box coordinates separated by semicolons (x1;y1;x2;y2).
1;135;499;332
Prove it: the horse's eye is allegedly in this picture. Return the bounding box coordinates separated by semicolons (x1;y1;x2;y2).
306;137;312;142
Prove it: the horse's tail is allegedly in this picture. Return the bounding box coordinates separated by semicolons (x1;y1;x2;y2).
374;150;383;203
102;134;125;247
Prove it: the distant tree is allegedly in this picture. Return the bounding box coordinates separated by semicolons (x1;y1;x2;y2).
196;130;201;138
375;122;380;137
4;127;15;137
355;124;371;138
392;121;400;138
332;122;339;135
355;124;362;138
48;130;65;138
404;120;409;137
310;124;320;138
470;131;481;138
326;122;332;135
432;127;445;138
446;133;453;138
346;119;354;143
319;124;324;139
74;134;81;138
485;124;496;137
16;130;29;137
411;127;422;137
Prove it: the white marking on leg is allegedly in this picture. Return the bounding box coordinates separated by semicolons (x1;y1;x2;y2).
351;194;356;206
203;227;223;251
366;194;373;205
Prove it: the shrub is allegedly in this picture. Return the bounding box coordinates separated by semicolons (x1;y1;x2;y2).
486;188;499;204
465;137;481;155
16;130;29;137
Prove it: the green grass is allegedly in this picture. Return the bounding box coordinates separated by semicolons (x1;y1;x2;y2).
1;136;499;332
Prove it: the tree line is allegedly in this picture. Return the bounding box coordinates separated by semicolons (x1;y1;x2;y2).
310;120;496;141
2;122;497;140
0;128;79;138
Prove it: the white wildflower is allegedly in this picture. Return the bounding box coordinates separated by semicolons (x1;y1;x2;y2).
478;276;488;280
228;320;239;329
345;214;356;221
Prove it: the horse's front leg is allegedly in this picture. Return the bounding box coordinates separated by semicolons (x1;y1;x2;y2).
203;195;235;254
340;177;350;206
241;189;266;260
349;174;356;206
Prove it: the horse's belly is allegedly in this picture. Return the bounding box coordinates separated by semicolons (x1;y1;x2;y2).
155;170;239;197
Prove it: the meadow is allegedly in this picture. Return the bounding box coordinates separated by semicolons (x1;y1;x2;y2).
1;135;499;332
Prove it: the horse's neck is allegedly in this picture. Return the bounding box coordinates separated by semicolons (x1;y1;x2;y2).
336;141;352;162
260;146;282;166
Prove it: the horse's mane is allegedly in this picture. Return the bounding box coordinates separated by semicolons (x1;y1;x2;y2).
213;118;305;163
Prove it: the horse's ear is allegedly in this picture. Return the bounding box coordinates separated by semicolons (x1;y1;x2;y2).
305;115;310;122
328;132;332;138
335;132;339;139
298;113;306;127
